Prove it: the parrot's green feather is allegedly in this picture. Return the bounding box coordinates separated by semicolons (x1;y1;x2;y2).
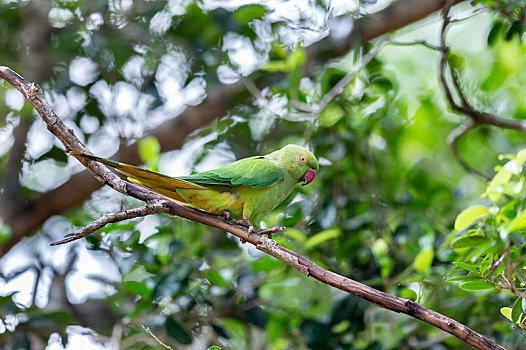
180;157;285;188
68;144;318;228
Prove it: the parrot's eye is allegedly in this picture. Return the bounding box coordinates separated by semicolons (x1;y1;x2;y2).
300;156;307;164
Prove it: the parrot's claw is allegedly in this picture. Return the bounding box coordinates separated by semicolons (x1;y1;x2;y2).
223;210;231;220
237;214;254;244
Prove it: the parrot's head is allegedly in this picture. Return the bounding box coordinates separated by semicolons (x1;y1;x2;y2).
270;144;319;186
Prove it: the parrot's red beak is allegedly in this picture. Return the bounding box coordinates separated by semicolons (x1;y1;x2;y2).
301;169;317;186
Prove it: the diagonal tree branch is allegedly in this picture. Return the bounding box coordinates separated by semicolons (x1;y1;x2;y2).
0;0;471;252
0;65;505;350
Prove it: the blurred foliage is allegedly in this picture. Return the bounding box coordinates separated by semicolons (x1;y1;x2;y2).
450;149;526;332
1;0;526;349
478;0;526;45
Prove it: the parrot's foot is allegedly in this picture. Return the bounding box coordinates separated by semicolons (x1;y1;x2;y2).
223;210;231;220
256;226;286;240
240;224;254;244
237;214;253;229
237;214;255;244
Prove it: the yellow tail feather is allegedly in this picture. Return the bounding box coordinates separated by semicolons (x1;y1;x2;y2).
127;177;188;204
68;151;208;192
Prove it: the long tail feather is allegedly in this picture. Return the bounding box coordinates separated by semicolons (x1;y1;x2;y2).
127;177;187;203
68;152;208;199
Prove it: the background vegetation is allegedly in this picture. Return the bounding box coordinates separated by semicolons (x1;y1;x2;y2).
1;0;526;349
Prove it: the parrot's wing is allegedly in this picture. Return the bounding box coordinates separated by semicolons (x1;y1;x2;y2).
68;152;208;203
180;156;286;188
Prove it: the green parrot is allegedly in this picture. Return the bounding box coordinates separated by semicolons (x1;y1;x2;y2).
69;144;319;231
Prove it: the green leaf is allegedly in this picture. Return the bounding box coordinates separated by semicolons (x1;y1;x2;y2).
0;221;11;245
516;149;526;167
234;4;267;24
480;254;491;275
485;168;512;202
398;287;417;301
459;280;494;291
507;210;526;233
331;320;350;334
305;228;340;250
284;227;307;243
454;206;490;231
138;136;160;171
493;265;505;277
512;297;523;324
453;262;479;274
371;238;388;257
260;60;287;72
446;275;482;282
319;103;345;128
123;281;152;297
487;20;503;47
414;248;434;272
250;255;282;273
447;53;465;72
451;231;488;249
211;324;230;339
286;47;306;70
481;63;507;92
505;21;522;41
123;265;154;283
501;307;513;321
203;269;226;287
166;317;192;345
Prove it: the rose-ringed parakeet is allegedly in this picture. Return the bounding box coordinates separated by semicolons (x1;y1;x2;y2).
69;144;318;231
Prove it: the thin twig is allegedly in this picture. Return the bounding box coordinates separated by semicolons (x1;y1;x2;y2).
383;39;440;51
446;120;490;180
487;251;509;275
50;201;169;246
513;324;526;337
505;242;519;296
449;7;488;23
141;325;173;350
256;226;286;239
294;38;438;120
318;37;390;114
449;66;473;110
